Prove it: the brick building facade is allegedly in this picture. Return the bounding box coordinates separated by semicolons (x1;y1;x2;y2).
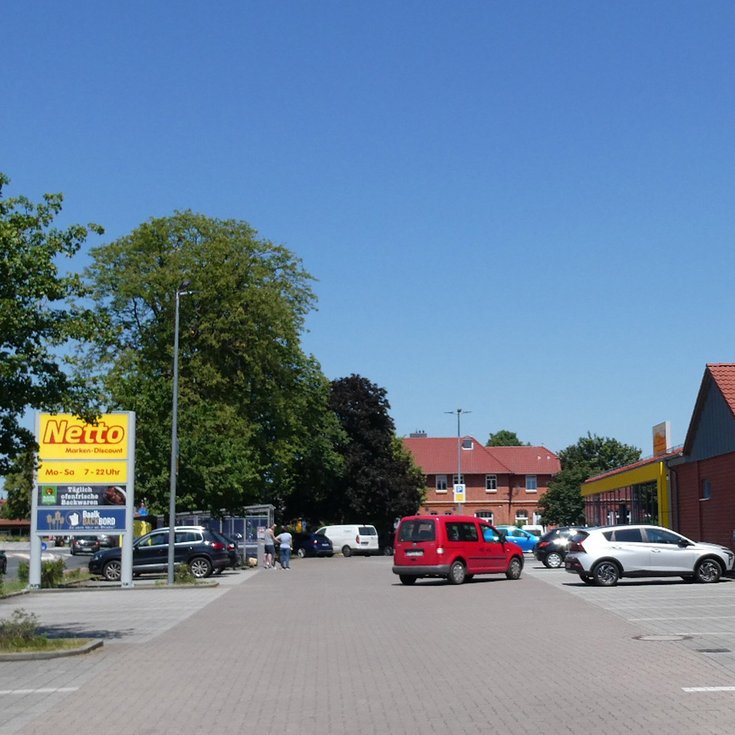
669;364;735;550
403;435;560;527
583;363;735;550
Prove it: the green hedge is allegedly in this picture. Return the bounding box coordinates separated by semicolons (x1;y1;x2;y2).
17;558;66;588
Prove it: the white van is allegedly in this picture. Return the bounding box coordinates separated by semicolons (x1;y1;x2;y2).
315;524;380;557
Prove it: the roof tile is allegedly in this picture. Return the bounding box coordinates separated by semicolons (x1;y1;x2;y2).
403;436;561;475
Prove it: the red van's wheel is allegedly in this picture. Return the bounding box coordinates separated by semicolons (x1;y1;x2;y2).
448;560;466;585
505;557;522;580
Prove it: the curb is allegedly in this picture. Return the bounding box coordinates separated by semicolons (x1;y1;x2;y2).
0;638;103;662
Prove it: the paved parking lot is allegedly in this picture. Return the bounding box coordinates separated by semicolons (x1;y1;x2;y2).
2;555;735;734
529;559;735;679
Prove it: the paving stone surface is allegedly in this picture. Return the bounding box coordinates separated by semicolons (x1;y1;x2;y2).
1;557;735;734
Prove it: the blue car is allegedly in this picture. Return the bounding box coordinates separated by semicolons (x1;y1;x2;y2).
497;526;538;553
294;532;334;558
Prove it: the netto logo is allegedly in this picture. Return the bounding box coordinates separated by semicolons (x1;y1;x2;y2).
42;420;125;445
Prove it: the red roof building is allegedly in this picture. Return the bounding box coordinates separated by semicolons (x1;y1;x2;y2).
671;363;735;548
582;363;735;549
403;435;561;526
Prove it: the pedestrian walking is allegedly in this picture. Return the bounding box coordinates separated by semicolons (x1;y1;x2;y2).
264;524;276;569
275;528;293;570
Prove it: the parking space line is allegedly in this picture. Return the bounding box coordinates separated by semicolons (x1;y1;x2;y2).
682;686;735;693
630;615;735;621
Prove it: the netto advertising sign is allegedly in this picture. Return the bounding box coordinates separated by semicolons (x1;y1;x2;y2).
30;412;136;588
34;413;135;535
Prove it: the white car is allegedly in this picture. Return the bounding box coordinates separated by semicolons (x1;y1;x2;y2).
564;525;735;586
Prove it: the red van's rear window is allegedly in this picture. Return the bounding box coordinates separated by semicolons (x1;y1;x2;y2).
398;520;436;542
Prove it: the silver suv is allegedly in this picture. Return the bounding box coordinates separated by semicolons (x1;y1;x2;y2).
564;525;735;586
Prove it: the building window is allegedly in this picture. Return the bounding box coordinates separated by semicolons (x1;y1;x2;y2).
702;479;712;501
452;474;465;486
475;511;494;524
515;510;529;525
525;475;538;492
461;438;473;450
485;475;497;493
436;475;448;493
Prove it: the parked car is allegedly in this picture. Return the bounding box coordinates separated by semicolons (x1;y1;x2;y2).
0;550;6;575
88;526;229;581
523;525;544;538
565;524;735;586
496;526;538;553
392;515;524;585
534;526;585;568
315;524;380;556
293;532;334;558
70;536;101;555
210;530;243;570
96;534;119;548
378;528;396;556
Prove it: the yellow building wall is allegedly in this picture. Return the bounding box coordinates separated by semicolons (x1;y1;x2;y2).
582;461;672;529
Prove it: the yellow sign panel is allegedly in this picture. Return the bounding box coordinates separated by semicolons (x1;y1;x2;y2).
38;461;128;484
652;421;670;456
39;414;129;461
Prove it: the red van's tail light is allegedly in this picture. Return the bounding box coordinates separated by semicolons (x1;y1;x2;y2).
437;547;444;555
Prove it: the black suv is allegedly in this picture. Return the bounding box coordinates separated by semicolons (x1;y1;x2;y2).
88;526;229;581
534;527;586;568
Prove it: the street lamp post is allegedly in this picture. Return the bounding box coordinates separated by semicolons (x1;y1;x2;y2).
167;285;189;585
445;408;471;513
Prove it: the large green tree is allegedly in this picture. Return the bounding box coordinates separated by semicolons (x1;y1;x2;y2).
487;429;528;446
0;450;34;519
539;433;641;525
0;173;105;473
326;375;425;534
84;211;344;516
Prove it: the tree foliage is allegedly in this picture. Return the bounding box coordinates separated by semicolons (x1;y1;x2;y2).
0;451;34;519
487;429;528;446
325;375;425;534
83;211;344;516
539;433;641;525
0;173;105;474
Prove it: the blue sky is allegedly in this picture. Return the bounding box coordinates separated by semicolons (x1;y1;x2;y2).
3;1;735;456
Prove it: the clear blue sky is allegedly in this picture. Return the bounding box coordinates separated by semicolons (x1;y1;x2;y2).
3;2;735;456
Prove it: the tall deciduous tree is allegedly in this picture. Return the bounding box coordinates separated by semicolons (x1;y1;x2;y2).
487;430;528;446
0;173;105;474
326;375;425;534
539;433;641;525
0;451;34;519
84;211;344;516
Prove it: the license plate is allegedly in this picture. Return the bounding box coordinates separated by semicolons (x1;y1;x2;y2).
405;549;423;557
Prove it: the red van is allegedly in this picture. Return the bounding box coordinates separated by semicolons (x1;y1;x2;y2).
392;515;524;585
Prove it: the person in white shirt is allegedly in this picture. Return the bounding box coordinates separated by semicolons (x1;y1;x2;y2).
275;529;293;570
